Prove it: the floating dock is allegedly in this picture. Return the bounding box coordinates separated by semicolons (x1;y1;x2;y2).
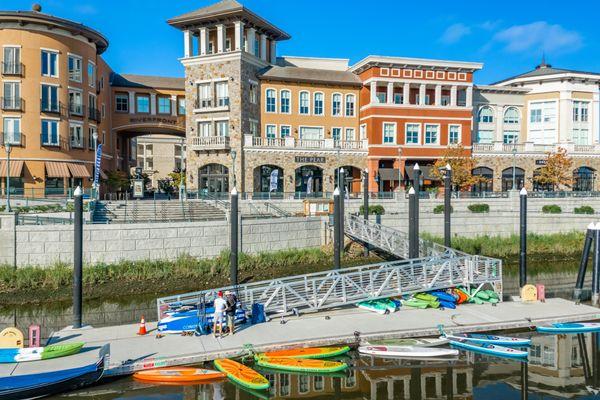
7;298;589;377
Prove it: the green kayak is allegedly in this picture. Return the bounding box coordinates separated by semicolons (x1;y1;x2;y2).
402;298;429;309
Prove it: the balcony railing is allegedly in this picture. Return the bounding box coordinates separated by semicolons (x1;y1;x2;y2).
40;100;62;115
244;135;368;151
88;107;101;122
70;137;84;149
193;97;230;111
1;62;24;76
190;135;230;151
68;103;85;117
40;133;62;148
1;97;23;111
473;141;600;155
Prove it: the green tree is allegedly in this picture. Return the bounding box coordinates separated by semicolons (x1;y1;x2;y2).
104;170;129;192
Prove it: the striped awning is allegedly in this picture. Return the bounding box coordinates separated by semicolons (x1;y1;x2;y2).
0;160;24;177
45;162;70;178
67;163;91;178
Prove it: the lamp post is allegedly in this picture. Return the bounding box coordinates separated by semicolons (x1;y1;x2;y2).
5;142;12;212
92;131;98;200
179;137;186;200
231;149;237;190
512;143;517;191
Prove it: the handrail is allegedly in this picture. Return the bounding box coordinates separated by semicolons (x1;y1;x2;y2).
264;202;292;217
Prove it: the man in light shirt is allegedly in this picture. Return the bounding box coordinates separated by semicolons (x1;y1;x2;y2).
213;291;227;338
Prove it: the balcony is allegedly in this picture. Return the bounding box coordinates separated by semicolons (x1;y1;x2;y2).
0;132;24;146
193;97;229;113
244;135;368;152
190;135;230;151
1;62;24;77
68;103;85;117
88;107;101;123
40;100;62;115
1;97;23;111
473;141;600;155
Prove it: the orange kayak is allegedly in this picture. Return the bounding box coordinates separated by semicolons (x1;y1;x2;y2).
255;357;348;373
453;289;469;304
256;346;350;359
214;359;270;390
133;367;225;383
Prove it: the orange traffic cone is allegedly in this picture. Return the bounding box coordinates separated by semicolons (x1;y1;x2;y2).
137;316;147;335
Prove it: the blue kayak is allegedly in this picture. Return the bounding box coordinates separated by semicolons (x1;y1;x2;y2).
444;332;531;347
430;291;457;304
158;306;246;334
537;322;600;334
439;300;456;309
450;339;528;359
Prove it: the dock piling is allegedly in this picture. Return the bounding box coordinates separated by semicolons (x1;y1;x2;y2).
362;168;369;257
520;361;528;400
519;187;527;288
413;163;421;257
408;187;416;258
574;222;594;302
592;222;600;306
230;187;239;287
333;188;341;269
443;163;452;248
73;186;83;329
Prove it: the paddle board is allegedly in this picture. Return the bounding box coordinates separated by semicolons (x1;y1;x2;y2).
358;345;458;358
365;337;449;347
442;333;531;347
357;301;389;315
450;339;528;358
256;346;350;359
133;368;225;384
537;322;600;334
214;359;269;390
0;342;84;364
255;357;348;373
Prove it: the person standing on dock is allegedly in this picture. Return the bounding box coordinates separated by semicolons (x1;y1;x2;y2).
213;291;227;338
225;290;238;335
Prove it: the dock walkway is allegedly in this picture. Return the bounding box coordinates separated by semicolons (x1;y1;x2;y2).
29;298;600;377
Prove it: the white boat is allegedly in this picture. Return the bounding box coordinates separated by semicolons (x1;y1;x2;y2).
364;337;449;347
358;345;458;358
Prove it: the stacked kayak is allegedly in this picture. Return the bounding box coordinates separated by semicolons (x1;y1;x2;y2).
256;346;350;359
537;322;600;334
357;298;400;314
158;307;246;334
255;357;347;373
214;359;269;390
449;338;528;359
461;288;500;305
0;342;84;363
358;345;458;358
134;368;225;384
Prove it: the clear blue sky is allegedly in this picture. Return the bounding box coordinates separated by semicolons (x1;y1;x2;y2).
8;0;600;83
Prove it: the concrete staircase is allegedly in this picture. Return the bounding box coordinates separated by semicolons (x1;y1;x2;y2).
93;200;226;224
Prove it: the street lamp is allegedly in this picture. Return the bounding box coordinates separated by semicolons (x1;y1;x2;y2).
5;142;11;212
92;131;98;199
231;149;237;190
512;143;517;191
179;137;187;200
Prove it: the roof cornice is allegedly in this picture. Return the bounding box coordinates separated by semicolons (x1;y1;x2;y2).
350;55;483;74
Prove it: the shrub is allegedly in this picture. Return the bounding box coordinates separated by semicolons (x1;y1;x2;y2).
0;206;5;212
542;204;562;214
359;205;385;215
574;205;594;215
433;205;453;214
468;203;489;213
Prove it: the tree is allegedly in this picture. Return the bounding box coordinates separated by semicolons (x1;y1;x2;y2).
168;170;186;188
104;170;129;193
431;145;487;191
533;147;573;190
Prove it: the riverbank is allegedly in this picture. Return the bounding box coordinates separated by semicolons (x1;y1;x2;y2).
0;246;383;306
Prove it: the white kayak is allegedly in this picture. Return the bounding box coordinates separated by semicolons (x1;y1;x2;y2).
364;337;449;347
537;322;600;334
442;333;531;347
358;345;458;358
450;339;528;359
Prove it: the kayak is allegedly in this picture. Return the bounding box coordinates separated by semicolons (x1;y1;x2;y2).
365;337;449;347
256;346;350;359
358;345;458;358
357;301;389;315
537;322;600;334
158;307;246;334
414;294;440;308
134;368;225;384
450;339;528;359
214;359;269;390
430;291;457;303
0;342;84;363
402;298;429;309
442;333;531;347
255;357;347;373
377;299;400;312
439;300;456;309
453;289;469;304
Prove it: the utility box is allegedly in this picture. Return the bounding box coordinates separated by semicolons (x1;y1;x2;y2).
536;284;546;302
303;199;334;216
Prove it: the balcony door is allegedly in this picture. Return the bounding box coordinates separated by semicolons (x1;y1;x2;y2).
3;82;20;109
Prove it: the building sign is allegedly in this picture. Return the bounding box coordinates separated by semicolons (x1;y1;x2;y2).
129;117;182;127
132;179;144;198
535;159;547;166
295;156;326;164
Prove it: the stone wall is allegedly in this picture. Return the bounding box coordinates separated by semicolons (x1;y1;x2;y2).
2;216;323;268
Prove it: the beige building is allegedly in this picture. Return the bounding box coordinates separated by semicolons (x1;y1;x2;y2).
136;134;186;189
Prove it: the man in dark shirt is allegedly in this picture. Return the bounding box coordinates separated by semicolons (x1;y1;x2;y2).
225;290;238;335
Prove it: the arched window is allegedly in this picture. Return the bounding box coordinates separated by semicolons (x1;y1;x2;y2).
332;93;342;116
472;167;493;193
280;90;290;114
299;91;309;115
314;92;324;115
501;167;525;192
533;168;554;192
265;89;276;113
504;107;520;124
573;166;596;192
345;94;355;117
478;106;494;123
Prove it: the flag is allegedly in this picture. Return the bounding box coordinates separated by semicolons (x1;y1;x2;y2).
93;144;103;186
269;169;279;192
306;176;313;194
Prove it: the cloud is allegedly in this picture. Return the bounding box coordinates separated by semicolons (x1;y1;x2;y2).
439;23;471;45
492;21;582;54
478;20;501;31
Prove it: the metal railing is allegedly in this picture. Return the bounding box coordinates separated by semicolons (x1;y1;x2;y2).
40;100;62;115
1;97;23;111
0;132;24;146
88;107;101;122
1;62;24;76
17;214;73;225
265;202;292;217
68;103;85;117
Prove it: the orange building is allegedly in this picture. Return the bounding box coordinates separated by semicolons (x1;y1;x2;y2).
351;56;482;192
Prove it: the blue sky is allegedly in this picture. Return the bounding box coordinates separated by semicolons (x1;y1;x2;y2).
8;0;600;83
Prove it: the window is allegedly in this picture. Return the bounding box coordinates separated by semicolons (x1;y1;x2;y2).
332;93;342;116
394;93;403;104
503;132;519;144
441;95;450;106
88;126;97;150
137;144;154;171
41;119;59;146
266;89;276;112
299;126;323;140
198;121;212;137
174;144;185;171
280;125;291;137
68;89;83;115
249;82;258;104
383;123;396;144
3;47;20;74
254;37;260;57
573;128;589;145
197;83;212;108
115;93;128;113
101;103;105;119
345;94;355;117
299;91;309;114
478;106;494;123
406;123;420;144
376;90;386;104
41;84;59;112
280;90;290;113
345;128;355;141
178;97;185;115
416;94;430;105
3;117;21;145
530;109;542;123
332;127;342;141
573;101;589;122
225;38;232;52
2;81;20;110
68;55;82;82
136;95;150;113
314;92;324;115
157;96;171;114
266;124;276;138
69;123;84;148
504;107;520;124
208;42;214;54
529;101;557;144
424;124;439;144
41;50;58;77
449;125;461;145
216;81;229;107
476;130;494;143
250;120;259;137
216;120;229;137
88;93;97;120
87;61;96;88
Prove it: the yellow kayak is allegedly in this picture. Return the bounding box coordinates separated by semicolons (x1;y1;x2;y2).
255;357;348;373
255;346;350;359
